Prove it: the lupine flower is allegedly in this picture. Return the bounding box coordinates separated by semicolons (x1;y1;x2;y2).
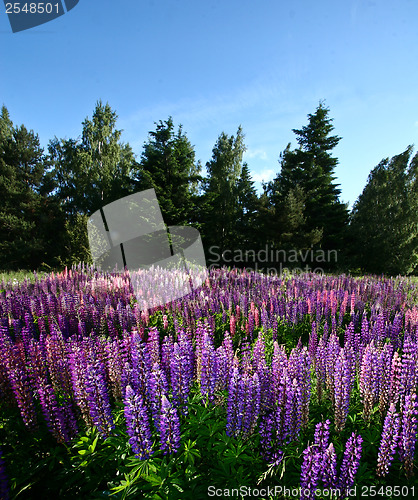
124;385;153;460
300;445;322;500
8;363;38;430
226;366;242;437
229;314;236;337
400;336;418;399
321;443;337;489
170;340;193;414
240;372;261;439
69;345;93;427
359;342;379;423
147;362;169;432
199;333;218;403
284;377;303;443
147;327;160;366
37;377;71;443
259;411;276;462
163;314;168;330
339;432;363;493
398;392;418;478
85;359;114;438
104;338;126;401
288;346;311;429
159;395;181;455
377;343;394;417
376;403;400;477
161;334;174;384
333;348;355;432
128;333;151;399
388;351;402;407
314;419;330;451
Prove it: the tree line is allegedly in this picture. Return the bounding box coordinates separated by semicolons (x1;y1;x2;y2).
1;100;417;276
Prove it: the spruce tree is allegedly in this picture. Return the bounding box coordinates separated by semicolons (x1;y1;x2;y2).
235;162;260;249
136;117;201;226
268;102;348;263
201;126;246;257
0;108;56;269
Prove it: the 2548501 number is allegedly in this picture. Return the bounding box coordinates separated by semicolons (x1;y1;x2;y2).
361;485;415;497
5;3;60;14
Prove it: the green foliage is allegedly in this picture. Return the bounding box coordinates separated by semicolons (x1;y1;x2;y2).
136;117;202;227
266;101;349;266
49;100;138;217
201;126;247;256
349;146;418;275
0;106;65;270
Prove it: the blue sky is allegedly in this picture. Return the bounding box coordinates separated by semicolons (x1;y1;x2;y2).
1;0;418;207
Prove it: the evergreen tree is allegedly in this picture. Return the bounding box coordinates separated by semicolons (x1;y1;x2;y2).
235;162;260;249
136;117;201;226
0;108;58;270
267;102;348;263
201;126;246;257
349;146;418;275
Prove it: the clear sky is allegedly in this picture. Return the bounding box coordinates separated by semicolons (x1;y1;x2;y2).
1;0;418;207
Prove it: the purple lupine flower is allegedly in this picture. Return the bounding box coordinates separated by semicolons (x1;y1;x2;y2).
0;449;9;500
240;372;261;439
359;341;379;423
333;347;355;432
8;363;38;430
376;403;400;477
338;432;363;494
321;443;337;489
314;337;327;404
271;342;288;407
199;333;218;403
159;395;181;455
147;362;169;432
124;385;153;460
300;445;322;500
308;321;318;360
344;321;355;348
215;344;230;393
288;346;311;429
252;333;271;413
388;351;402;407
377;343;394;417
400;336;418;399
398;392;418;479
259;411;276;462
325;335;341;403
161;334;174;384
147;327;160;366
85;359;114;438
284;377;303;443
69;344;93;427
104;338;126;402
129;332;151;400
170;340;193;414
37;377;70;443
314;419;330;451
226;366;242;437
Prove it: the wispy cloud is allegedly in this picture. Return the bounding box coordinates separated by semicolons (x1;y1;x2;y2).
251;168;275;183
245;148;268;161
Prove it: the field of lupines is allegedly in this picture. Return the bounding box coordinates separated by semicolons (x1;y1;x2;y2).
1;265;418;499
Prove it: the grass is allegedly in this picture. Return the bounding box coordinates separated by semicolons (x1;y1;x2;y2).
0;269;48;285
